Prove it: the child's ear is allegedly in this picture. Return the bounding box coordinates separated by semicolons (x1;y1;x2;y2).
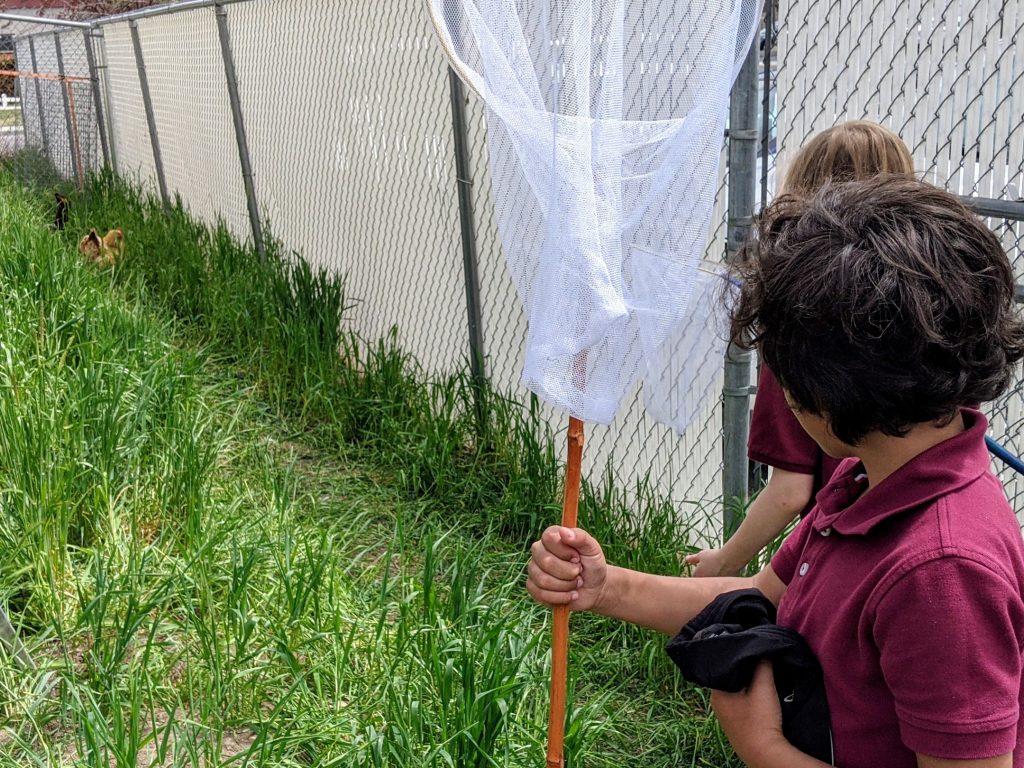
781;388;800;412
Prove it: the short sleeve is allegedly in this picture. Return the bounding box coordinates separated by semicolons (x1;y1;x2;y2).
769;514;815;585
749;366;820;475
874;557;1024;759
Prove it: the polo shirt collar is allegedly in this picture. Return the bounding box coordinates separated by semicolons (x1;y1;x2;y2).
811;409;991;536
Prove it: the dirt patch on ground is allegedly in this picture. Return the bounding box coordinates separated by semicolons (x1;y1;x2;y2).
33;706;259;768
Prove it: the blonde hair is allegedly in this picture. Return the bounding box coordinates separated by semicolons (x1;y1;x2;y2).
781;120;916;196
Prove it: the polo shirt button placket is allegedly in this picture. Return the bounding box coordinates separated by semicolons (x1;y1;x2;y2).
820;527;832;537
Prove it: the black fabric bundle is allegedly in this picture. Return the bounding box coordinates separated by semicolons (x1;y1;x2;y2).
665;588;833;764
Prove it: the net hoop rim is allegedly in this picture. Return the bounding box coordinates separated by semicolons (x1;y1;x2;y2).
425;0;486;101
425;0;764;121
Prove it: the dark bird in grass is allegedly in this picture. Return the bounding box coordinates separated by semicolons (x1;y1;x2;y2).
52;192;69;231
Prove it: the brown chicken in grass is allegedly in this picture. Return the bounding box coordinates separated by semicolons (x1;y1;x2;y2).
78;228;124;268
102;228;125;264
79;228;102;263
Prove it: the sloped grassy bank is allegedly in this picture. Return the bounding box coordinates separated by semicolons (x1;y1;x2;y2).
0;169;737;767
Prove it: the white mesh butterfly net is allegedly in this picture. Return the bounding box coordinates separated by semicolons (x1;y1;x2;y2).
430;0;761;430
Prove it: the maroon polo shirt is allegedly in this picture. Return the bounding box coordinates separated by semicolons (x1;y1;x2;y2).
772;409;1024;766
749;366;845;516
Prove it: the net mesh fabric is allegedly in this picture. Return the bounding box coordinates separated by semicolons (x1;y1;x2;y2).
430;0;760;429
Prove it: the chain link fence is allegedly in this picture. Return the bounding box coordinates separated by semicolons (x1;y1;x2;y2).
3;20;105;189
986;216;1024;513
1;0;1022;527
1;34;20;151
766;0;1024;511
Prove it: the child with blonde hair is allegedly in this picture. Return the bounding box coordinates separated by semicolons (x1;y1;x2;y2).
687;120;917;577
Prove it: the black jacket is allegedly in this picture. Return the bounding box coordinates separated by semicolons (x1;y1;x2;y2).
665;588;833;764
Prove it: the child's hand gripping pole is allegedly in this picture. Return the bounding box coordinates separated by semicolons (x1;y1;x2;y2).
546;416;585;768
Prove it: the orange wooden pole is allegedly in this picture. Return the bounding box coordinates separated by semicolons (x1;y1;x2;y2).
546;415;585;768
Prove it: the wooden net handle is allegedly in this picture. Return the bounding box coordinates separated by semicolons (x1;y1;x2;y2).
546;416;585;768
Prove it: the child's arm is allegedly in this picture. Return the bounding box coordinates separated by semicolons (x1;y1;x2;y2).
713;664;1011;768
917;757;1011;767
711;663;830;767
685;468;813;577
527;526;786;636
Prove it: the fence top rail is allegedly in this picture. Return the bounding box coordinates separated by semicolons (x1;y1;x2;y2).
962;196;1024;223
92;0;254;26
1;0;253;33
0;13;92;29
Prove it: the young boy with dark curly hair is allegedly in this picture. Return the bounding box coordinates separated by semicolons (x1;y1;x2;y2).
527;175;1024;767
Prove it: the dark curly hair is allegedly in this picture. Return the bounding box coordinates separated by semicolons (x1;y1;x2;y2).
730;175;1024;446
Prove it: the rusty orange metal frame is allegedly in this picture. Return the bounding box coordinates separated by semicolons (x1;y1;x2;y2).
7;70;90;83
65;80;86;191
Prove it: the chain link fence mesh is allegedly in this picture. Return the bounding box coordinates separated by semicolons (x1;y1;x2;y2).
102;22;156;183
2;0;1023;526
1;34;22;153
5;26;102;188
227;0;472;376
989;218;1024;513
134;11;249;235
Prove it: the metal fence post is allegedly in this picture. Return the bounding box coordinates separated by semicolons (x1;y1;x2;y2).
93;28;119;174
761;0;775;208
447;67;488;416
722;31;761;536
129;19;170;210
53;32;84;190
83;27;110;169
28;37;50;157
214;0;266;262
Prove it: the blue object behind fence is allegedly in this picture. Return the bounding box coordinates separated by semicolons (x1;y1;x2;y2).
986;436;1024;476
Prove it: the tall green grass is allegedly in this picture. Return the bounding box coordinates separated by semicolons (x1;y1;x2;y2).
60;171;729;551
0;166;739;767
